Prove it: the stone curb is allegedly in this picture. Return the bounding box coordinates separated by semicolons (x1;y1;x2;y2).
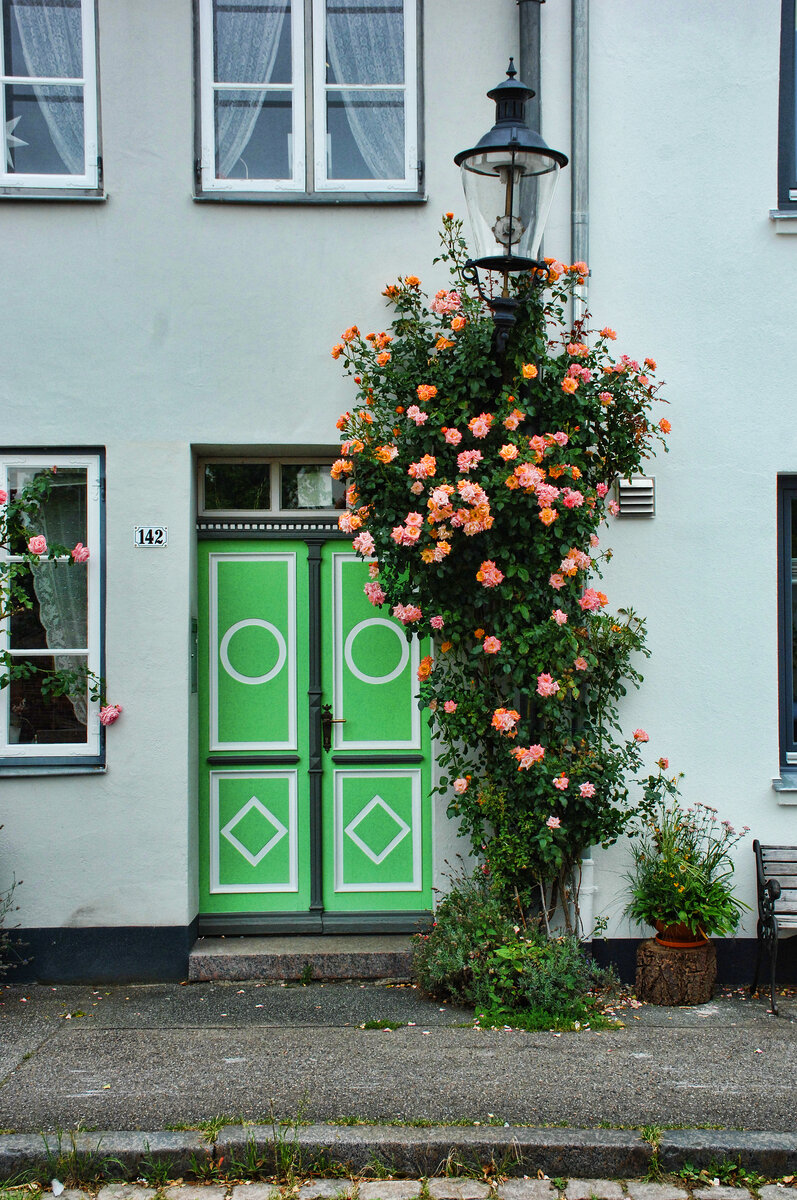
0;1131;212;1180
658;1130;797;1175
1;1126;797;1182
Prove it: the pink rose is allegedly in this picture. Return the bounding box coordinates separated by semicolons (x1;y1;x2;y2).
71;543;90;563
553;774;569;791
549;574;565;590
482;636;501;654
99;704;123;726
27;535;47;556
513;744;545;769
444;427;463;446
596;483;609;498
579;782;596;798
552;609;568;625
430;615;444;630
352;531;375;556
0;490;7;504
536;673;559;698
364;581;386;606
546;816;561;829
633;728;649;742
607;500;620;516
443;700;457;714
453;777;469;794
574;656;588;671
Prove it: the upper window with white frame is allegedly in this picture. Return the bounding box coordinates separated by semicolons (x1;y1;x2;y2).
779;0;797;210
0;452;103;767
0;0;100;195
195;0;421;199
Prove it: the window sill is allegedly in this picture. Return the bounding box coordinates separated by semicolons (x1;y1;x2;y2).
193;190;427;206
0;763;106;777
770;209;797;231
0;189;107;202
773;772;797;800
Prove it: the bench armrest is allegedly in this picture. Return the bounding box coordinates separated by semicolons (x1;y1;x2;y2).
767;879;782;901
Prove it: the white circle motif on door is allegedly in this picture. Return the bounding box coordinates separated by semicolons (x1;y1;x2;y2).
219;619;287;685
344;618;409;685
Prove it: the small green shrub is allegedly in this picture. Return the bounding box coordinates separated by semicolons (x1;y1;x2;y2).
412;870;615;1024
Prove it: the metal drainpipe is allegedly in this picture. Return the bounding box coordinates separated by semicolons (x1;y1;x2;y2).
517;0;542;132
571;0;589;319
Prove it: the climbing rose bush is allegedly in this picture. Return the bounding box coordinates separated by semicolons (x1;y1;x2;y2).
331;216;669;927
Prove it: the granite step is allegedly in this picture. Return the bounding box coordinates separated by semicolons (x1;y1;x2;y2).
188;934;414;982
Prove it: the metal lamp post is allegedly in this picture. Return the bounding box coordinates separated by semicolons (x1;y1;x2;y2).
454;60;568;353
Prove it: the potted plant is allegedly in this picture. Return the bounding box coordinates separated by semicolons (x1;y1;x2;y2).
626;762;749;946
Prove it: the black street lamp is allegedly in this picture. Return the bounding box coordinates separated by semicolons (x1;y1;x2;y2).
455;60;568;352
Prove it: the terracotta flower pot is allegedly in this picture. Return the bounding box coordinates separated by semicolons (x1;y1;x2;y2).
654;920;708;949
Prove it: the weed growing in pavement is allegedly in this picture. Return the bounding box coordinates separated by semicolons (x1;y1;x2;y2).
37;1130;124;1186
677;1159;767;1189
138;1148;173;1186
360;1019;406;1030
299;962;314;986
640;1125;663;1181
359;1152;400;1180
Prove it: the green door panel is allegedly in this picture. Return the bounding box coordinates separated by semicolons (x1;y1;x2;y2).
198;538;432;920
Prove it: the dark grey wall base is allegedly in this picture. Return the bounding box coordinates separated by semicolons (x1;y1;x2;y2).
590;935;797;987
6;920;198;984
3;926;784;987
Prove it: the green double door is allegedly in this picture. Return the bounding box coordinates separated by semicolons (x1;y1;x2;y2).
197;539;433;931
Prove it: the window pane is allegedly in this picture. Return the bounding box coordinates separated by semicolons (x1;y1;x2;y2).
4;82;84;174
204;463;271;511
326;0;404;85
792;498;797;746
281;465;345;510
3;0;83;80
213;0;291;85
214;88;291;180
9;562;87;651
8;653;88;745
7;466;87;554
326;88;404;180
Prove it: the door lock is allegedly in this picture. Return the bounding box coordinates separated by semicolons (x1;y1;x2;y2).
321;703;346;751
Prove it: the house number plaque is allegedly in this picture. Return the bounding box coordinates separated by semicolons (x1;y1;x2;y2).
134;526;168;547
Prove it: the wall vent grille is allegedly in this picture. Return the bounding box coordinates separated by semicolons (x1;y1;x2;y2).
616;476;655;517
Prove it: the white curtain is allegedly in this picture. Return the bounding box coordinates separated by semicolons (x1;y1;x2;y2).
29;476;88;727
325;0;404;180
11;0;85;175
214;0;289;178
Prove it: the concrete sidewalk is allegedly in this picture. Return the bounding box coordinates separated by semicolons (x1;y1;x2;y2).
0;979;795;1176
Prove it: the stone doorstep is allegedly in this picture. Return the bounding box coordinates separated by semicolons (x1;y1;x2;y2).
187;936;414;983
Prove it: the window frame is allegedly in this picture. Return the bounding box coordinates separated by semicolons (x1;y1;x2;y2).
0;0;102;197
0;449;105;769
194;0;424;203
198;456;342;518
778;476;797;768
778;0;797;211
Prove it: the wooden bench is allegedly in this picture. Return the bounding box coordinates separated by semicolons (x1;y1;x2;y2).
751;841;797;1014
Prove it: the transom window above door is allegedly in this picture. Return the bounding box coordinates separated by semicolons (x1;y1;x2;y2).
194;0;422;200
199;459;346;516
0;0;101;195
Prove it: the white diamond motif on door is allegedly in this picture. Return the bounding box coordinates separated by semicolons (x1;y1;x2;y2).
344;794;411;865
221;796;288;867
334;769;422;893
210;770;298;894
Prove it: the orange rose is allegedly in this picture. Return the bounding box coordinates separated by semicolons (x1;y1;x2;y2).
450;315;466;332
522;363;538;379
440;641;452;653
417;655;433;680
561;378;578;394
376;352;391;366
539;507;558;525
658;418;671;433
404;275;421;287
331;344;344;359
416;384;438;403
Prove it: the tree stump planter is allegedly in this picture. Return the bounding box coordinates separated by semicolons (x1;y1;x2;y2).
635;936;717;1005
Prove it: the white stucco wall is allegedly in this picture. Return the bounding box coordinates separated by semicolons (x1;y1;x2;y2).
0;0;794;943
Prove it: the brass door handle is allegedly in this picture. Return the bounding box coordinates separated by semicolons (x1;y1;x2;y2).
321;703;346;751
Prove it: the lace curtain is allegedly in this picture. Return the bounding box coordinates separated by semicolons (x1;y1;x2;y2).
11;0;85;175
30;477;88;727
325;0;404;180
214;0;289;178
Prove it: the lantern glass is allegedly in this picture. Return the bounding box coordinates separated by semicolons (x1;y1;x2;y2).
460;147;560;266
